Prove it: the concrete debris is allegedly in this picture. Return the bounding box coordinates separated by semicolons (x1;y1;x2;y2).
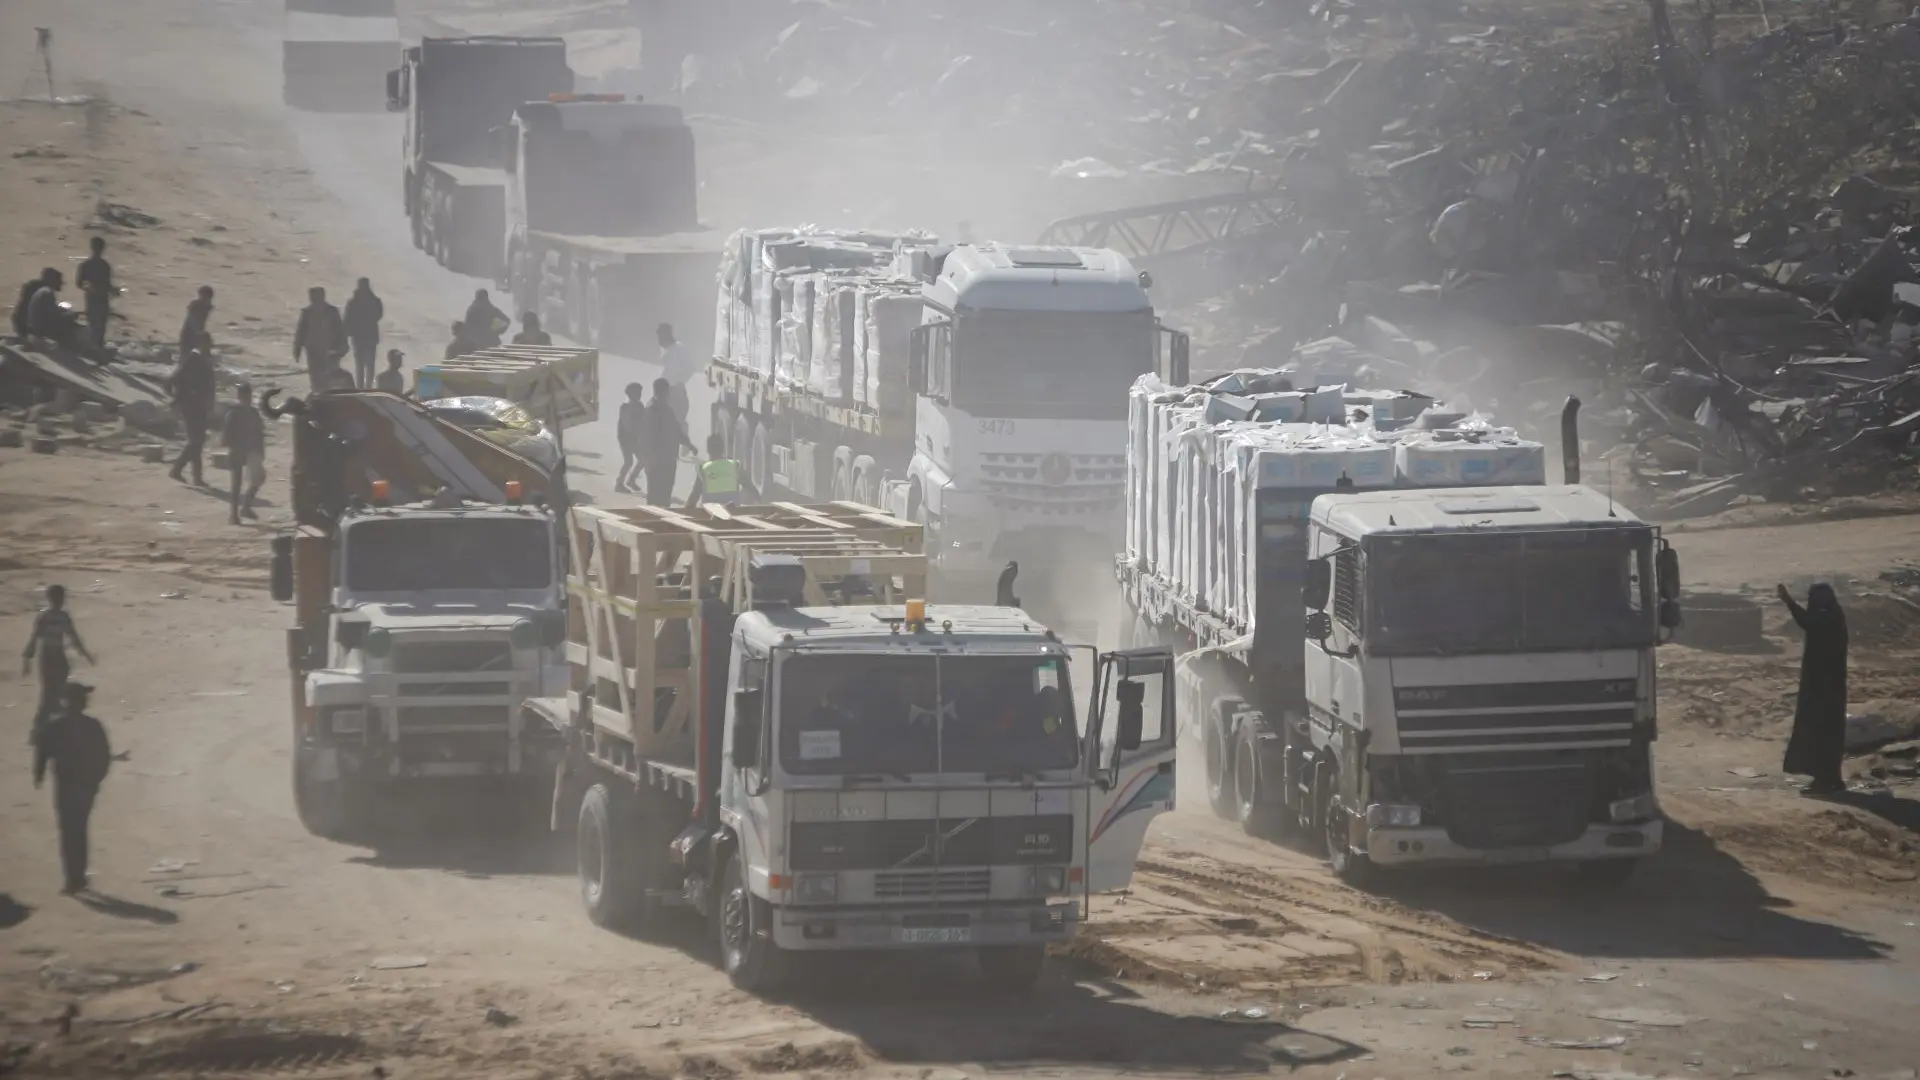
1586;1008;1692;1028
1523;1035;1628;1050
368;956;429;971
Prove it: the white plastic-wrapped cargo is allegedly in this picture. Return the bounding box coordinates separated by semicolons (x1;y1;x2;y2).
859;286;924;413
1394;422;1546;486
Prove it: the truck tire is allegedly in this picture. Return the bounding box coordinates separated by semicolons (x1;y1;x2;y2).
1232;720;1288;838
717;851;785;992
292;744;374;845
1317;764;1375;888
578;782;651;930
976;945;1046;994
1203;710;1236;819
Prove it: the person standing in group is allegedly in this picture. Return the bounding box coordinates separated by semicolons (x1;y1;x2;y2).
21;583;94;739
375;349;407;395
221;383;268;524
464;289;509;349
512;311;551;346
1779;583;1850;796
77;236;113;351
615;381;646;495
686;433;751;507
34;682;112;895
343;277;385;389
639;376;695;507
293;286;348;393
445;320;473;361
655;322;697;435
180;285;215;358
166;331;217;486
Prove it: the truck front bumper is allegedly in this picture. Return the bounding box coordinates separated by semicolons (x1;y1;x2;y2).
1364;818;1663;868
771;901;1078;951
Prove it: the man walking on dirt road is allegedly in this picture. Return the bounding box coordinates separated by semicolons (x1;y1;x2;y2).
77;236;113;351
343;277;384;389
293;286;348;393
221;383;267;524
166;332;216;486
22;583;93;740
179;285;214;358
639;376;695;507
34;682;111;895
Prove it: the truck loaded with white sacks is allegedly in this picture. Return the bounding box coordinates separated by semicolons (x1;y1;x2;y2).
523;502;1178;993
707;229;1189;620
1116;361;1683;884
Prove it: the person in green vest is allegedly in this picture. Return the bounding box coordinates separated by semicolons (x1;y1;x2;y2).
687;433;754;507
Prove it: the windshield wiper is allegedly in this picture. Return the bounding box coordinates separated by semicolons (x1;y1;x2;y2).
838;772;912;787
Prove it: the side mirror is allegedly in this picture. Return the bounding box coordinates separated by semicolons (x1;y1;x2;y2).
270;535;295;603
909;325;931;394
1167;330;1190;386
1656;543;1680;602
1305;611;1334;641
1658;598;1683;631
1302;556;1332;610
385;70;406;112
732;689;764;769
1115;678;1144;752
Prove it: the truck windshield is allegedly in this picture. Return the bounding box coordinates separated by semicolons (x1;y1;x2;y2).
955;309;1153;420
1367;529;1654;655
345;518;552;592
778;653;1079;777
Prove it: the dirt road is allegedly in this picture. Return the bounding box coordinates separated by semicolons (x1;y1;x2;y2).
3;2;1919;1078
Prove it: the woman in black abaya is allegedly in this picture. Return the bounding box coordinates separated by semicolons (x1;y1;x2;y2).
1777;582;1848;795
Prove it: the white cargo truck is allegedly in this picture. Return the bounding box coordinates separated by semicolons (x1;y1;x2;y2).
526;502;1178;993
1117;369;1683;885
708;231;1190;614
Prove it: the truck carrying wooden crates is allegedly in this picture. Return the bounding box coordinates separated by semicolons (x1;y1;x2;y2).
526;501;1181;994
1117;368;1683;886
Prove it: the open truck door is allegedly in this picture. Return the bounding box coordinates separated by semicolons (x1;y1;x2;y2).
1082;647;1178;893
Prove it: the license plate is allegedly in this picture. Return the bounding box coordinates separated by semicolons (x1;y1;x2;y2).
1483;847;1549;865
899;927;971;944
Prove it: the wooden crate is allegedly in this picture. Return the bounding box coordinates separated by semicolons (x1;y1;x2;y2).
564;501;926;761
414;345;599;431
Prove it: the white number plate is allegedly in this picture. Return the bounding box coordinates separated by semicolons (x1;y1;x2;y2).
899;927;971;944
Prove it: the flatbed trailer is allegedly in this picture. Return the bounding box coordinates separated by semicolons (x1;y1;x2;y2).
514;227;718;358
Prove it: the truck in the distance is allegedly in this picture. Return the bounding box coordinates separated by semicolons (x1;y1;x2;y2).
283;0;399;112
387;36;573;279
709;230;1189;624
264;389;572;843
500;97;716;356
525;502;1178;993
1118;367;1681;885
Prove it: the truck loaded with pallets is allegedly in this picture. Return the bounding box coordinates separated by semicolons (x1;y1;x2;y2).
1117;367;1684;886
708;229;1188;622
283;0;399;112
388;36;573;279
524;501;1179;993
500;96;717;357
264;389;572;843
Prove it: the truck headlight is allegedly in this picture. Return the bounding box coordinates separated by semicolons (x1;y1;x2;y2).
1029;866;1068;895
362;627;392;659
794;873;838;904
1365;803;1422;828
327;706;367;735
510;618;539;650
1608;792;1659;823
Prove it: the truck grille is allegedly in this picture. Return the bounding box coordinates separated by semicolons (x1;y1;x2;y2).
1441;761;1592;849
396;704;510;732
874;868;992;900
392;640;513;675
1393;680;1638;753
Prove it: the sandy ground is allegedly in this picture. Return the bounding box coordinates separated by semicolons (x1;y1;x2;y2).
3;2;1920;1079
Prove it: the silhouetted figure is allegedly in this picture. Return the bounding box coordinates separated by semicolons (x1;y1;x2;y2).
512;311;552;346
22;584;93;739
639;376;695;506
293;286;347;393
1779;582;1849;795
77;236;112;350
34;682;111;894
222;383;267;525
375;349;406;395
180;285;214;358
167;332;217;486
464;289;508;349
343;277;385;388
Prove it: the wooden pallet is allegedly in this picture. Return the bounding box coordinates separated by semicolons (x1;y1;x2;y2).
414;344;599;431
564;501;925;761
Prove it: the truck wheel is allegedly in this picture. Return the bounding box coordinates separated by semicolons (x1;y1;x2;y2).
1204;707;1238;820
1231;721;1281;837
578;783;650;930
976;945;1046;994
717;852;785;991
292;744;371;844
1574;859;1639;888
1317;766;1375;888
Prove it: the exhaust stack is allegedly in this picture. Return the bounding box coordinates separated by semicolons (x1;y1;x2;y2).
1560;396;1582;485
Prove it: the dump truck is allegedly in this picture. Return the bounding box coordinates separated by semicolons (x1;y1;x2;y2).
283;0;400;112
500;97;716;356
265;390;571;842
1118;371;1682;886
388;36;573;278
524;502;1179;993
709;231;1189;622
